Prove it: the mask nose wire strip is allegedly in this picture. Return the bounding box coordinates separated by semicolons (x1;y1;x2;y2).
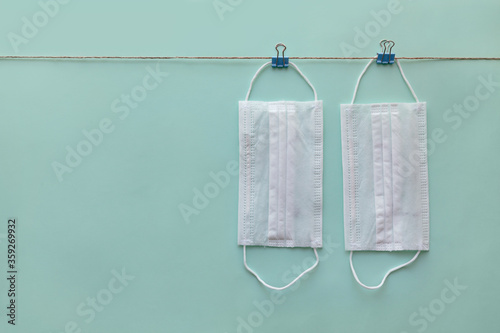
243;246;319;291
350;58;419;104
350;250;421;290
245;61;318;101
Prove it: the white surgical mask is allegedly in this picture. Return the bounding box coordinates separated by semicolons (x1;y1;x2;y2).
340;59;429;289
238;61;323;290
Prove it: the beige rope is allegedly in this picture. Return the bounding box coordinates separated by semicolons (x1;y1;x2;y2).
0;55;498;61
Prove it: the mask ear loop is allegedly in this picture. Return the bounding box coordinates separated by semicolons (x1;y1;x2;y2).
245;62;318;101
350;250;421;290
350;58;419;104
244;246;319;291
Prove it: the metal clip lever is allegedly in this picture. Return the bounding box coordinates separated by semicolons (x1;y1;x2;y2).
377;40;395;64
272;43;289;68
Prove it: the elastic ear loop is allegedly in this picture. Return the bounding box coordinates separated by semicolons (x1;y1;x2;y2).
350;250;421;290
351;58;419;104
245;61;318;101
244;246;319;291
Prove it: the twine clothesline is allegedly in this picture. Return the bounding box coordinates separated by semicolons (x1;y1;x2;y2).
0;55;499;61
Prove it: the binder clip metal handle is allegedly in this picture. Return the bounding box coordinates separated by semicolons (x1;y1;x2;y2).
377;40;395;64
272;43;289;68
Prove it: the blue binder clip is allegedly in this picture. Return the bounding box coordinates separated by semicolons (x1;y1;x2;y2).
272;43;289;68
377;40;395;64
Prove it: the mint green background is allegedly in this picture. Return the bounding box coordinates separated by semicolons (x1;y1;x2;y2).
0;0;499;332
